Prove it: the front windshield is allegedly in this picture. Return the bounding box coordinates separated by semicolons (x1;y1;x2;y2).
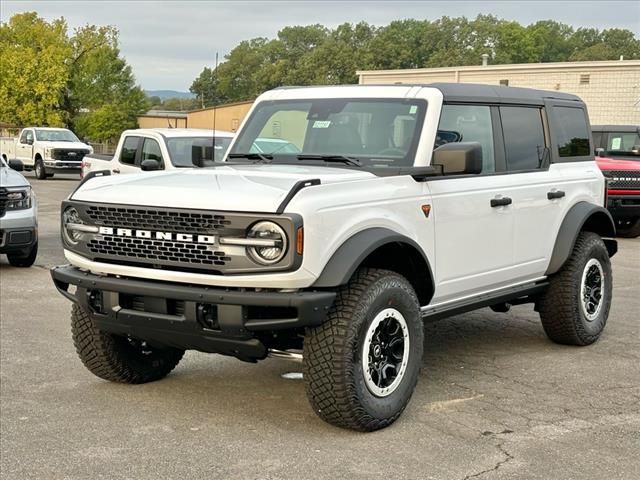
603;131;640;156
166;136;233;167
34;129;80;142
229;98;427;167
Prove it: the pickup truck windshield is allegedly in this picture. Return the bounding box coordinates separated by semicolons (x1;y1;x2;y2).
167;136;233;167
34;129;80;142
229;98;427;167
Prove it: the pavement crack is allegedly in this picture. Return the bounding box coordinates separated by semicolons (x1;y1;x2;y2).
462;438;514;480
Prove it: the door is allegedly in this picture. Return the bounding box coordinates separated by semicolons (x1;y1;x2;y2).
429;104;516;304
114;136;143;174
16;130;34;166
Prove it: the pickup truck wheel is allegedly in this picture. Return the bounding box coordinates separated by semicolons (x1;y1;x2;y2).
538;232;612;346
303;268;423;431
71;304;184;384
615;218;640;238
34;159;46;179
6;242;38;267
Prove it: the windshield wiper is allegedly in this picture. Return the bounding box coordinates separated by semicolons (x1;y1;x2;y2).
227;152;273;164
296;154;362;167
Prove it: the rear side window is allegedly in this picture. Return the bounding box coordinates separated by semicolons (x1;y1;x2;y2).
553;107;590;157
120;136;140;165
500;107;546;171
437;105;495;173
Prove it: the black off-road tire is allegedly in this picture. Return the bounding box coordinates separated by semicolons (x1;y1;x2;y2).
615;218;640;238
303;268;424;431
34;158;46;179
538;232;612;346
71;304;184;383
6;241;38;267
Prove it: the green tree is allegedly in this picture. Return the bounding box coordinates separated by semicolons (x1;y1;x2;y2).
0;12;70;126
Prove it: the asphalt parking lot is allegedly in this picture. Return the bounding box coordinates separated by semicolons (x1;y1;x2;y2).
1;172;639;480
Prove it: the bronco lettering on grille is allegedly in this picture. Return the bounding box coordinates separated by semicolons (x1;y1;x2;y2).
98;226;216;245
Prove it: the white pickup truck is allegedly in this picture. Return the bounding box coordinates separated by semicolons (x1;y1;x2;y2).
0;127;92;180
82;128;234;177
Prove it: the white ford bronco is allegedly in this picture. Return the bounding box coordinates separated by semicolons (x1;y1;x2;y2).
51;84;617;431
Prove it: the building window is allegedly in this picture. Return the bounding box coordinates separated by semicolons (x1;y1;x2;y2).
580;74;590;85
499;79;509;86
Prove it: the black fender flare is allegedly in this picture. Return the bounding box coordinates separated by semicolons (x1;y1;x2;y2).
312;227;434;289
546;201;617;275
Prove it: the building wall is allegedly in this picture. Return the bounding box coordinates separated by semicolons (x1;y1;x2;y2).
138;116;187;129
187;101;253;132
358;60;640;125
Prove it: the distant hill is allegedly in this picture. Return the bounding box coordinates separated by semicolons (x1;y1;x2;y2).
145;90;195;100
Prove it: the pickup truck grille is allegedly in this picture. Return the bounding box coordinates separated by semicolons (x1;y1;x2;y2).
605;170;640;189
52;149;88;161
0;188;7;218
86;205;232;233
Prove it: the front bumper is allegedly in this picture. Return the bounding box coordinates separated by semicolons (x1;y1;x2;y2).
44;160;81;174
50;265;336;361
607;193;640;219
0;207;37;254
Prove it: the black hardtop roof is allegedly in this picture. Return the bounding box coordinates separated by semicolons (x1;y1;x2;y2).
273;82;583;105
428;83;582;104
592;124;640;132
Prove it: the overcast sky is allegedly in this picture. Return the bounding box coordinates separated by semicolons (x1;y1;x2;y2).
3;1;639;91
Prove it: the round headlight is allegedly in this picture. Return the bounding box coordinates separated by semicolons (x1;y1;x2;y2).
247;221;287;265
62;207;83;244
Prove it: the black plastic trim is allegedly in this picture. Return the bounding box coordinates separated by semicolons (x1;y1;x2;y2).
421;282;548;322
546;202;617;275
276;178;321;214
313;227;434;291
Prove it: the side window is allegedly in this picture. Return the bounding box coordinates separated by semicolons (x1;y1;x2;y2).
592;132;603;151
553;107;590;157
500;107;546;171
120;136;140;166
437;105;495;173
20;130;32;144
141;138;163;166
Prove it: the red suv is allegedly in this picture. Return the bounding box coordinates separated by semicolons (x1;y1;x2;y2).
593;125;640;238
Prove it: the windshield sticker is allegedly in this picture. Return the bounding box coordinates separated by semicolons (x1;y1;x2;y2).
409;105;418;114
610;137;622;150
312;120;331;129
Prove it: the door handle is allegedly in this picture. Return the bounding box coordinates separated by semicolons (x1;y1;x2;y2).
490;196;512;207
112;168;120;174
547;190;565;200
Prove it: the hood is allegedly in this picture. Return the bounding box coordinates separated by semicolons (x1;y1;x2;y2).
596;156;640;171
41;141;91;151
0;166;30;188
71;164;375;213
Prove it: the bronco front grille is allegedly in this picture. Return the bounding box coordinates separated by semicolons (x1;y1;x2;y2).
86;205;232;233
604;170;640;189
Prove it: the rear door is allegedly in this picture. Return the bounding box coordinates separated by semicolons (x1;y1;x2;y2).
429;104;517;304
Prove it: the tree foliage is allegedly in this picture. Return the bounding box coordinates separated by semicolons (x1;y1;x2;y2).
192;15;640;106
0;12;147;141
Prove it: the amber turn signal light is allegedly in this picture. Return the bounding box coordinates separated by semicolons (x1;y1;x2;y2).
296;227;304;255
421;204;431;218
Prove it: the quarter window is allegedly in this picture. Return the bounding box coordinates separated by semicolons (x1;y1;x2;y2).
500;107;546;171
120;136;140;165
553;107;590;157
436;105;495;173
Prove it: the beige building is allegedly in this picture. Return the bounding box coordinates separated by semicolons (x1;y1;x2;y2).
138;101;254;133
358;60;640;125
137;110;188;129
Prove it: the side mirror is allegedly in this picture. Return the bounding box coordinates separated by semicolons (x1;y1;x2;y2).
595;147;605;157
140;159;161;171
26;138;34;145
432;142;483;175
8;159;24;171
632;145;640;156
